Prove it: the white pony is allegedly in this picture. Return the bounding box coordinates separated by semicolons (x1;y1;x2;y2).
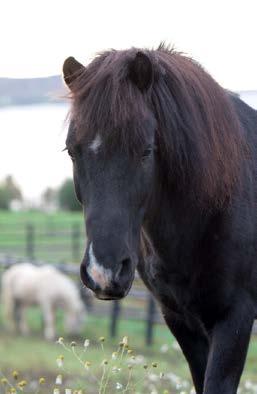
1;263;86;340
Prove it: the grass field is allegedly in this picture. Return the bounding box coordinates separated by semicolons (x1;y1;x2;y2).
0;307;257;393
1;210;257;392
0;308;189;393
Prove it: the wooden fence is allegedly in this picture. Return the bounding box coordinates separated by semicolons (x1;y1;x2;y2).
0;222;85;263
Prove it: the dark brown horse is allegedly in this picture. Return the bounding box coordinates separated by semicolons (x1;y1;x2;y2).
63;45;257;394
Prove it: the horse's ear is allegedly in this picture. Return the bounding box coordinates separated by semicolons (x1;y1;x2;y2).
129;52;153;92
63;57;85;88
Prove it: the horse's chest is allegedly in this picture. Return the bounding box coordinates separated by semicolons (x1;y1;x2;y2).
138;256;215;322
155;271;198;311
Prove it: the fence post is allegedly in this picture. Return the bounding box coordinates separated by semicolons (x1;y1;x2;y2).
71;224;80;262
110;300;121;338
26;224;35;260
146;294;155;346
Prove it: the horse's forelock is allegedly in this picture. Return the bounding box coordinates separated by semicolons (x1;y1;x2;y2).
69;53;153;154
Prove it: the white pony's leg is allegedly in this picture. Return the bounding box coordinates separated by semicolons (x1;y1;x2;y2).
64;308;74;334
1;273;16;333
41;302;55;341
6;299;16;333
19;306;30;336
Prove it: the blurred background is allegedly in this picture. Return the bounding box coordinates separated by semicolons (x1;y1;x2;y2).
1;0;257;393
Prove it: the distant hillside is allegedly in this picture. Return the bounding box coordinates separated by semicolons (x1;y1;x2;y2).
2;76;257;111
0;75;67;107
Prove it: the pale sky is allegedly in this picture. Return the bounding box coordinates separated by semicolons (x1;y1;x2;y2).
1;0;257;200
1;0;257;90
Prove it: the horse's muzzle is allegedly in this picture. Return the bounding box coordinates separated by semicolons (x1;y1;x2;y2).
80;258;134;300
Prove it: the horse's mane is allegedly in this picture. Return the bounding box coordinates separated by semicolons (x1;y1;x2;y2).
69;44;247;207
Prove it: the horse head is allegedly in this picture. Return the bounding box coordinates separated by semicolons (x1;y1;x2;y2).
63;52;156;300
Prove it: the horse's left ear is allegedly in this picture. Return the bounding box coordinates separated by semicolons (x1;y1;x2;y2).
63;56;85;88
129;52;153;92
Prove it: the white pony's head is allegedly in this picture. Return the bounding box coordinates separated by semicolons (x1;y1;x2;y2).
64;298;85;335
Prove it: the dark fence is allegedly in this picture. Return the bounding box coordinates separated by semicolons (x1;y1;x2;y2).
0;254;164;345
0;221;85;263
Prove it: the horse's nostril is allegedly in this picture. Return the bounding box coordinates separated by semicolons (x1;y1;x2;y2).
115;258;131;281
80;263;98;292
80;263;87;281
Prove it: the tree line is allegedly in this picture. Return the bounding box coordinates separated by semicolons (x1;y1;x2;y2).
42;179;81;211
0;176;81;211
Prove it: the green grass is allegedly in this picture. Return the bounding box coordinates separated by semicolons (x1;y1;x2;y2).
0;308;189;393
0;210;83;225
0;307;257;393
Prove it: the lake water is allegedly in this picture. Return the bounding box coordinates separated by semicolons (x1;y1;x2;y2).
0;103;73;200
1;95;256;202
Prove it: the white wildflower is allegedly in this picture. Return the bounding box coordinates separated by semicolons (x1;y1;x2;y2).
112;366;121;373
84;339;90;348
128;355;145;365
181;380;190;388
55;375;62;385
56;358;63;368
244;380;250;389
65;389;72;394
160;344;169;353
112;352;118;360
148;373;158;382
116;382;123;390
245;380;257;393
122;336;129;346
84;361;91;370
172;341;180;351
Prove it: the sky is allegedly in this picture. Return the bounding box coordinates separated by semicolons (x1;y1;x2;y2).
1;0;257;201
1;0;257;90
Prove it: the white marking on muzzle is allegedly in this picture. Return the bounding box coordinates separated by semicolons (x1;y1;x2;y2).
87;243;112;290
89;135;102;153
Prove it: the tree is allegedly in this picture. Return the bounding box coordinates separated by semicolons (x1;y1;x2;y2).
3;175;22;201
0;176;22;210
0;187;10;209
58;179;81;211
42;187;57;205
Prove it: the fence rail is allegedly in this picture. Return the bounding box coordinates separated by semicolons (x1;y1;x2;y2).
0;222;86;263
